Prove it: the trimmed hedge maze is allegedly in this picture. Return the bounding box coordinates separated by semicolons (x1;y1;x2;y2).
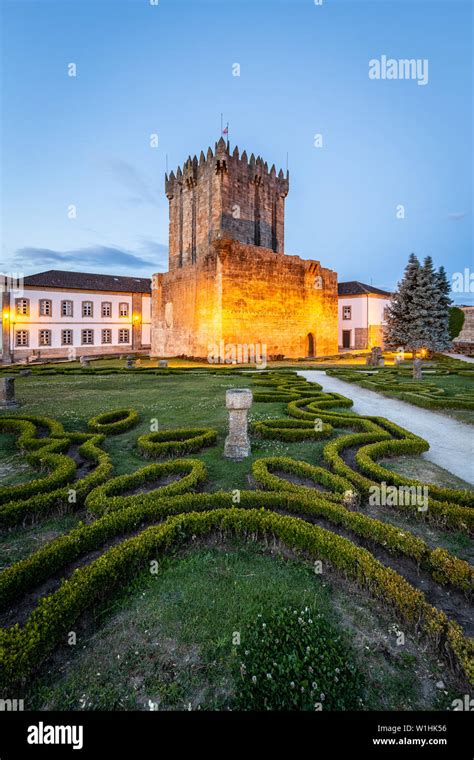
0;369;472;693
325;358;474;412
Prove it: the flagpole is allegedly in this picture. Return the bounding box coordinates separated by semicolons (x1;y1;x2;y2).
220;113;223;137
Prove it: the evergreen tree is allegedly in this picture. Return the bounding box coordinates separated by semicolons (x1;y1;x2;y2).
384;254;452;354
383;253;421;349
433;265;453;349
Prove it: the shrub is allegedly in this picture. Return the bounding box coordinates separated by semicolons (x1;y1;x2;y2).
137;427;217;457
87;408;139;434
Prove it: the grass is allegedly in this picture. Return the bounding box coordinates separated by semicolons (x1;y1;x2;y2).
25;538;453;712
1;366;472;710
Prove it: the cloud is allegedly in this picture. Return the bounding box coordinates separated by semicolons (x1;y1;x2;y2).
102;158;160;207
447;212;467;221
13;245;162;275
134;236;169;270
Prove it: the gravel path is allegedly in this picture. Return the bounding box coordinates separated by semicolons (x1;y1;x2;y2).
298;370;474;486
441;352;474;364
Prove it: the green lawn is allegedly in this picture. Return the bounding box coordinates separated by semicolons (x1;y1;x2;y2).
25;539;452;711
0;366;471;710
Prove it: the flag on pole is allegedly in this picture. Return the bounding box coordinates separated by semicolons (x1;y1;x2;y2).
222;124;228;136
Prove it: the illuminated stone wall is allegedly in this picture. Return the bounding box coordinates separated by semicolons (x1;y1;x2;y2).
151;239;337;359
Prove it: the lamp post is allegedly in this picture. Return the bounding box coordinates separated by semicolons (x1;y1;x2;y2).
1;304;12;365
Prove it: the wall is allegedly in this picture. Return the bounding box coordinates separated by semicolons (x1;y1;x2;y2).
338;294;390;349
151;240;338;360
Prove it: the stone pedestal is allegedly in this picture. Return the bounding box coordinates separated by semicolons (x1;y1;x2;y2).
80;356;90;368
125;355;134;369
413;358;423;379
158;360;168;368
224;388;253;460
19;369;32;377
0;377;19;409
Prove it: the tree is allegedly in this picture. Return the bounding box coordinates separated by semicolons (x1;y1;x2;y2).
449;306;465;340
384;254;453;355
383;253;421;350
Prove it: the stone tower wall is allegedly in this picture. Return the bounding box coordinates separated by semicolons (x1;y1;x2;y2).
165;139;289;272
151;240;338;359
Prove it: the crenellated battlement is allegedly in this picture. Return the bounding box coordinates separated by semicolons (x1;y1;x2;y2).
165;137;290;270
165;137;289;201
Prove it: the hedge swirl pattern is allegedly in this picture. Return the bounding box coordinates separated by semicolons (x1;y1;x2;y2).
0;369;472;688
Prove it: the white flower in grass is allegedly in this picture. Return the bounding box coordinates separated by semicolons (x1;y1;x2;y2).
312;682;317;689
320;693;325;701
252;675;257;684
290;682;295;688
266;673;272;680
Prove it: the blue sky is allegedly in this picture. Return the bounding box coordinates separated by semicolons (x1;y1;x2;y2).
1;0;472;302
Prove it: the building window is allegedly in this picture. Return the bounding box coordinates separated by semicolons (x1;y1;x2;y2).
39;299;52;317
102;329;112;344
118;328;130;344
119;302;129;318
61;329;73;345
16;330;29;347
101;302;112;318
15;298;29;316
342;305;352;320
39;329;52;346
61;300;73;317
82;301;93;318
81;329;94;345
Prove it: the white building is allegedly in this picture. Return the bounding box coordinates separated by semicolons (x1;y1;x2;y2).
338;281;391;350
1;270;151;363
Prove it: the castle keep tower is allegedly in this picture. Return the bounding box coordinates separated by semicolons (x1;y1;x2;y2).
151;138;338;360
165;137;289;270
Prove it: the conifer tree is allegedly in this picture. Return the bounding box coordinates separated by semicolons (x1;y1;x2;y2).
384;254;452;354
383;253;420;350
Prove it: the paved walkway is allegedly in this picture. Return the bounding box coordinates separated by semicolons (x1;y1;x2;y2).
298;371;474;485
441;352;474;364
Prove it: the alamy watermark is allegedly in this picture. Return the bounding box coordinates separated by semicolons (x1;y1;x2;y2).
369;482;428;512
208;341;267;369
369;55;429;86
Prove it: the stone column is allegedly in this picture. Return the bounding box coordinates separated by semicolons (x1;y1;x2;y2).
224;388;252;459
413;358;423;379
0;377;19;409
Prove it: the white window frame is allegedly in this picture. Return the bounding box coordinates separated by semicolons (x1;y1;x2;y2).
39;299;52;317
342;305;352;320
16;298;29;316
16;330;29;347
82;301;93;318
81;329;94;345
119;302;129;318
61;329;74;346
61;300;74;317
39;329;52;347
118;328;130;344
101;301;112;318
101;329;112;344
